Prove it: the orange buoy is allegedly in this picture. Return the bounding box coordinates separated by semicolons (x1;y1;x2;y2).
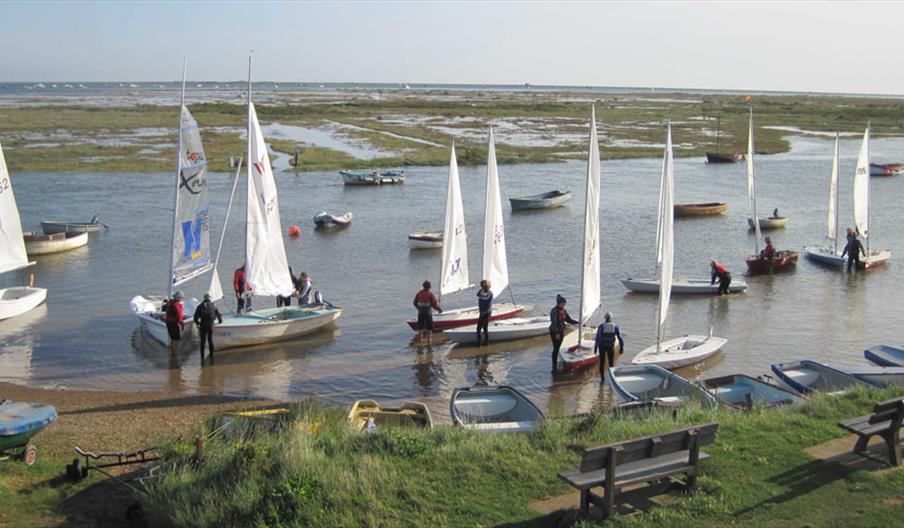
287;225;301;236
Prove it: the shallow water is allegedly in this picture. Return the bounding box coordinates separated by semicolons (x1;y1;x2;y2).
2;135;903;421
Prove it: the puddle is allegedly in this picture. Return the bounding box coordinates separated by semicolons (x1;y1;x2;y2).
262;122;392;160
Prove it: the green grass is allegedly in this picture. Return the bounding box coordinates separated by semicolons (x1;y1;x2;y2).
134;388;904;528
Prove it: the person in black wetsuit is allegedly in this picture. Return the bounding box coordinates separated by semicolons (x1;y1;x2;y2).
549;295;579;373
193;292;223;361
594;312;625;382
841;228;866;272
475;279;493;346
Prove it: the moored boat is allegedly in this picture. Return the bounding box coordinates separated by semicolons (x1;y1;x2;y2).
609;365;717;409
770;360;872;394
864;345;904;367
23;231;88;255
450;385;544;432
869;162;904;176
705;152;745;164
632;334;726;370
347;400;432;431
822;363;904;388
673;202;728;217
745;250;798;274
701;374;802;409
509;190;572;210
40;214;106;235
339;169;405;185
621;277;748;294
313;210;353;228
408;230;443;249
747;216;788;230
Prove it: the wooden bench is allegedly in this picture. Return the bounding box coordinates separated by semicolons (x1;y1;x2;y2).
557;422;719;519
838;396;904;467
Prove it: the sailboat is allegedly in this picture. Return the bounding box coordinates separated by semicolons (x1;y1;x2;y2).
744;108;797;274
804;125;890;269
405;141;522;331
129;60;211;344
631;123;727;370
704;114;744;164
209;56;342;350
443;129;542;344
0;143;48;320
557;106;605;372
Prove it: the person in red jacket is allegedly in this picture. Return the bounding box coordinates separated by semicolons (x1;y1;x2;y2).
164;290;185;356
233;264;249;313
413;280;443;345
710;260;732;295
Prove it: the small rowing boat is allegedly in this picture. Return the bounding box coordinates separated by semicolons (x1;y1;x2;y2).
509;190;572;210
450;386;543;432
701;374;802;409
864;345;904;367
673;202;728;217
23;231;88;255
40;214;107;235
408;230;442;249
347;400;432;431
339;169;406;185
747;216;788;230
609;365;717;409
770;360;872;394
745;250;798;274
822;363;904;388
705;152;744;164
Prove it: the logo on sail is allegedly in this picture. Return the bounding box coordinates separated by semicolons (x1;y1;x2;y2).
254;155;267;175
180;206;209;262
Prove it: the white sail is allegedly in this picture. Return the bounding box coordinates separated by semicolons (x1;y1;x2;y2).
482;129;508;297
827;133;840;250
746;107;761;250
209;270;224;302
245;101;293;297
657;123;675;342
853;125;870;240
208;157;243;303
0;143;31;275
440;143;469;296
171;105;214;288
579;106;601;325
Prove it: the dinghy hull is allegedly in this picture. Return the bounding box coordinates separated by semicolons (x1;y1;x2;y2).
406;303;523;331
864;345;904;367
443;316;547;344
631;334;726;370
214;305;342;350
0;287;47;321
621;277;747;294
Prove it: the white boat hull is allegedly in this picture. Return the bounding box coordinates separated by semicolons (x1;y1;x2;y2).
631;334;726;369
443;316;549;344
621;277;748;294
213;305;342;350
408;231;443;249
0;287;47;321
313;211;353;228
129;294;198;345
24;231;88;255
407;303;523;331
748;217;788;230
804;246;890;269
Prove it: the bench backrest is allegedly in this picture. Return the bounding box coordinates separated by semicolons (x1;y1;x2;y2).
579;422;719;473
869;397;904;425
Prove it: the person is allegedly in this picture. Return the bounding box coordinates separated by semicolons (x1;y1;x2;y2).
233;264;249;313
277;266;294;307
413;280;443;345
710;260;732;295
475;279;493;346
772;208;780;219
841;228;866;272
759;236;775;260
548;294;579;373
594;312;624;383
193;292;223;360
297;271;314;305
164;291;185;356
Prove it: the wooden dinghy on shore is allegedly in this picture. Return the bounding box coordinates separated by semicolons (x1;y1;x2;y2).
673;203;728;217
23;231;88;255
347;400;432;431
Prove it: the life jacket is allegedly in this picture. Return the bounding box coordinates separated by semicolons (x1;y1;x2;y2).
598;321;617;346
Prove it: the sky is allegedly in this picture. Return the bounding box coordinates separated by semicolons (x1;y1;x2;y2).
3;1;904;95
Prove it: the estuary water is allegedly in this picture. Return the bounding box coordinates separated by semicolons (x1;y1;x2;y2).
2;135;903;421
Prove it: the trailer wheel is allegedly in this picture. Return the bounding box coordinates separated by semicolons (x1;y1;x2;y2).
24;445;37;466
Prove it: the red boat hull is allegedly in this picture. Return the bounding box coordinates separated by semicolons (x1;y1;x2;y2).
406;305;524;331
746;250;799;274
560;344;601;372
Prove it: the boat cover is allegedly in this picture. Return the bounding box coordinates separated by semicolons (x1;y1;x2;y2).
0;401;57;436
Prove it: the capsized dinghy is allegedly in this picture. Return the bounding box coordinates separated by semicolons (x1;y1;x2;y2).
609;365;717;409
450;386;544;432
770;360;872;394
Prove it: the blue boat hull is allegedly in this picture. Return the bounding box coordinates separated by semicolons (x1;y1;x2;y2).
864;345;904;367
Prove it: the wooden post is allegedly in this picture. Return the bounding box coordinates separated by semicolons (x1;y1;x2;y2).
293;144;302;167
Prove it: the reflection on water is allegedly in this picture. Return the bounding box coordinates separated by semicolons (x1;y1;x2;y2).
4;135;904;419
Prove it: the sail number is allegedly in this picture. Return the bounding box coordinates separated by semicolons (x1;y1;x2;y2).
0;177;8;194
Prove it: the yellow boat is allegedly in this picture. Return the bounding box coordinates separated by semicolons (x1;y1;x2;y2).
347;400;432;431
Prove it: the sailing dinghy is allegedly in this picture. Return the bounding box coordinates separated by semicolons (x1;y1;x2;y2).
557;106;606;372
631;123;727;370
0;142;47;320
130;60;210;345
209;57;341;350
804;125;890;269
744;108;797;274
405;142;522;331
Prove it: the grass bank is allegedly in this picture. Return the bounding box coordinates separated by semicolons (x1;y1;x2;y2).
134;387;904;527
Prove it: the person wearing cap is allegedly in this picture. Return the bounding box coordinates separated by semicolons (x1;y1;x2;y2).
759;236;775;260
164;291;185;356
475;279;493;346
548;294;579;373
594;312;624;382
413;280;443;345
193;292;223;361
710;260;732;295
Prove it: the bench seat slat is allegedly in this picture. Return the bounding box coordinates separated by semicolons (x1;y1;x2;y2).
558;451;710;490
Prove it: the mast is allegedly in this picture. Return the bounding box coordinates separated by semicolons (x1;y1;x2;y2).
244;54;252;275
167;56;188;296
655;122;674;352
714;113;721;152
866;122;871;255
747;106;761;254
831;132;840;254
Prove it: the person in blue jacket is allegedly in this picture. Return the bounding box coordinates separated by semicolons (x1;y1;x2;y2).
594;312;625;382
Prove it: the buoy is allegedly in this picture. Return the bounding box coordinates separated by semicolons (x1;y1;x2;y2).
287;225;300;236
